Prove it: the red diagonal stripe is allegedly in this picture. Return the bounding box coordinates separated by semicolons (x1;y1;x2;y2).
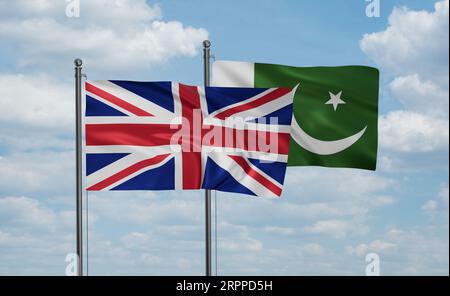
228;155;282;197
86;82;153;116
214;88;291;120
86;124;178;146
87;154;171;191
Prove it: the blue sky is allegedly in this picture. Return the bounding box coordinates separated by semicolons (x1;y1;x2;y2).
0;0;448;275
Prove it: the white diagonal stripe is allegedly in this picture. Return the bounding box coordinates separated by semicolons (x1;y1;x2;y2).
206;147;288;162
207;152;279;197
208;88;274;118
228;88;294;120
86;153;148;188
100;154;174;191
88;80;173;118
85;145;174;155
86;89;134;117
84;116;182;125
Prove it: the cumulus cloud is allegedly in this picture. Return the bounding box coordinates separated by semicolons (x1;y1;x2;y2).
345;226;448;275
379;111;449;153
0;74;73;131
0;196;58;229
361;0;449;159
384;228;448;275
389;74;449;117
88;191;203;225
0;0;208;74
360;0;449;78
0;151;73;195
0;195;75;275
0;0;162;23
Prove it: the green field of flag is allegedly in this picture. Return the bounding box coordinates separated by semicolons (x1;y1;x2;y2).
212;61;379;170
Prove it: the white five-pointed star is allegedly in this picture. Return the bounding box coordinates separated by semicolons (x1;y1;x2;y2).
325;91;346;111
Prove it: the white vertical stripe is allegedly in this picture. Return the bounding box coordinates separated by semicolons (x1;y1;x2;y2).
197;86;208;117
172;82;182;117
211;61;255;87
174;152;183;190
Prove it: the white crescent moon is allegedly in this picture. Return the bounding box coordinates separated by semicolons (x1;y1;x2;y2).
291;117;367;155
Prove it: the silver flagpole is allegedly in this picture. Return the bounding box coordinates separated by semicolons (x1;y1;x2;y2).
203;40;212;276
74;58;83;276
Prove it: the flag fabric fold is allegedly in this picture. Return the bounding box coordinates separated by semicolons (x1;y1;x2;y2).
212;61;379;170
84;80;295;197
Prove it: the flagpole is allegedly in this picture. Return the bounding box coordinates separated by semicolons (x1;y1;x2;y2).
203;40;212;277
74;58;84;276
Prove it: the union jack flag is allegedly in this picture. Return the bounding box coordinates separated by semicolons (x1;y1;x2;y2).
85;81;295;197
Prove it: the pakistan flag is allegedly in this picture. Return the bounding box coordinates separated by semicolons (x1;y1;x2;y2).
212;61;379;170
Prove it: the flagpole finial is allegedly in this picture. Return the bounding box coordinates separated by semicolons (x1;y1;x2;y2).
203;40;211;48
74;58;83;67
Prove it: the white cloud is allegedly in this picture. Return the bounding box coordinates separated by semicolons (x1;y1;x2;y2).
384;228;449;275
0;196;55;229
301;243;325;255
379;111;449;153
346;240;397;257
344;227;448;275
361;0;449;160
422;183;449;216
219;222;263;252
439;185;449;209
389;74;448;116
369;195;396;208
284;168;395;201
0;151;73;195
263;226;295;236
303;219;368;238
221;238;263;252
422;200;438;212
0;74;73;131
0;0;208;74
89;191;203;225
0;0;162;25
0;195;76;275
360;0;449;79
